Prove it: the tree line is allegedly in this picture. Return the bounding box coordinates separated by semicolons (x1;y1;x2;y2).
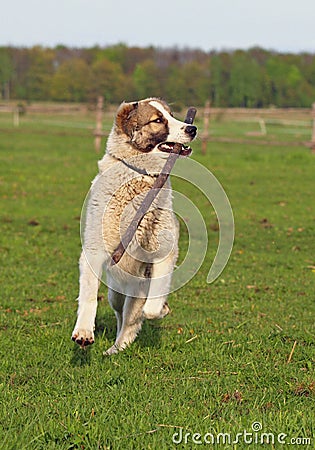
0;44;315;108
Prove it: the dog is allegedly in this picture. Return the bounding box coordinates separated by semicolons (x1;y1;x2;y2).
72;98;197;354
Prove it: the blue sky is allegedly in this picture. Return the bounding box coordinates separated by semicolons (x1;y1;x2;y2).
2;0;315;52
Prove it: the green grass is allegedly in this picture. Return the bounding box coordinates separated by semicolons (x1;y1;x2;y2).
0;111;314;449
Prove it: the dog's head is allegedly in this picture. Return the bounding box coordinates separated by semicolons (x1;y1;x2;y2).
114;98;197;157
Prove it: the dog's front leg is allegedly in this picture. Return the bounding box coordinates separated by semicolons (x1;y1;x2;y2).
72;251;103;347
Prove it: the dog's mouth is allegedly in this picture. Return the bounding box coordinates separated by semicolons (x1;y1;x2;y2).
157;142;192;157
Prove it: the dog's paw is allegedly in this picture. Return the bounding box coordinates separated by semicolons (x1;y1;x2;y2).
143;301;171;320
71;329;95;348
103;344;119;356
160;301;171;318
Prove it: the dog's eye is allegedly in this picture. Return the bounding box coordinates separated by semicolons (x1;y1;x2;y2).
153;118;163;123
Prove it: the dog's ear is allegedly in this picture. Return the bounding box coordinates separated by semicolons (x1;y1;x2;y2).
115;101;138;137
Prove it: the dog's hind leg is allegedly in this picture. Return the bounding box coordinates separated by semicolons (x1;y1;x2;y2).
104;296;146;355
142;256;174;320
108;288;125;337
72;250;104;347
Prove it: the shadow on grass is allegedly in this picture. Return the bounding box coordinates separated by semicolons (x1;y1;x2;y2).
70;344;92;367
95;309;163;351
137;320;162;350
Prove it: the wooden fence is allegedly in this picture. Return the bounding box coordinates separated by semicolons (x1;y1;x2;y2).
199;100;315;153
1;99;315;153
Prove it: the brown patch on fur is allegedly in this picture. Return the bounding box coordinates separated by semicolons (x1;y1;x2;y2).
115;101;138;137
133;127;169;152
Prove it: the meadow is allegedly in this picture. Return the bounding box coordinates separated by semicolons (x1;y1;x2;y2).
0;106;314;449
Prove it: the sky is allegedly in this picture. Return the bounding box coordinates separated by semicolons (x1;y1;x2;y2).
1;0;315;53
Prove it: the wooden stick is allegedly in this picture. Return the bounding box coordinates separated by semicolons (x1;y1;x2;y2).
183;107;197;126
111;107;197;265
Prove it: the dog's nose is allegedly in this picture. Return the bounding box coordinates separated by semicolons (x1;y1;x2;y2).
185;125;197;138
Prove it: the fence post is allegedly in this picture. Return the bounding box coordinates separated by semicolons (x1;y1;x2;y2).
312;102;315;154
13;107;20;127
94;96;104;152
259;118;266;135
201;100;210;155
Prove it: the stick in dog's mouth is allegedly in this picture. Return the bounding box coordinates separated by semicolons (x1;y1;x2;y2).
158;142;192;157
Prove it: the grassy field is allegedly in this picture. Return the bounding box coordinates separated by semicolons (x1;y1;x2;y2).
0;107;314;449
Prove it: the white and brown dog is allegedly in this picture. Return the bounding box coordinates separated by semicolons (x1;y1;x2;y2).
72;98;197;354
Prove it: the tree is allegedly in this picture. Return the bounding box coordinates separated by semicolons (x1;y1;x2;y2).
23;46;55;100
133;60;162;99
50;58;92;102
1;44;314;107
266;57;305;106
165;61;211;107
0;48;14;100
299;54;315;106
91;58;129;103
228;51;262;107
209;52;232;106
164;64;187;107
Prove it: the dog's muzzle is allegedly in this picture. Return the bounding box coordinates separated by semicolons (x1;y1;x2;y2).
157;125;197;157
